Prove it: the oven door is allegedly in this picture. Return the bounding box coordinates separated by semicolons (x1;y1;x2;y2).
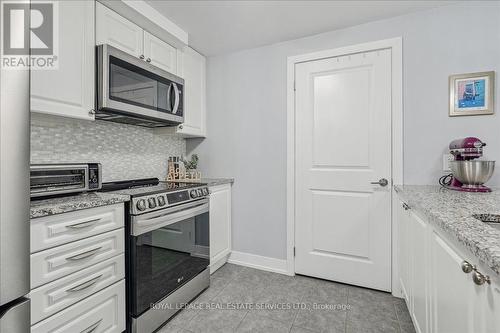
97;44;184;126
129;199;209;317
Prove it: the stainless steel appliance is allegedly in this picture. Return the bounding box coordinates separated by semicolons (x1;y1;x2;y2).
30;163;102;198
101;178;210;333
96;44;184;128
0;3;31;330
439;137;495;192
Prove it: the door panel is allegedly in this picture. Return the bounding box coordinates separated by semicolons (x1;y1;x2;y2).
96;2;143;57
143;31;177;74
295;49;392;291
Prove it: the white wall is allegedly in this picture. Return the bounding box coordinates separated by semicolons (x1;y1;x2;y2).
187;2;500;260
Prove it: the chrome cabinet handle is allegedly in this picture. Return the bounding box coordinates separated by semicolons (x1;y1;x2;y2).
65;246;102;261
402;203;410;210
66;218;101;229
371;178;389;187
461;260;474;274
66;274;103;293
80;319;103;333
139;55;145;59
472;269;491;285
146;58;151;63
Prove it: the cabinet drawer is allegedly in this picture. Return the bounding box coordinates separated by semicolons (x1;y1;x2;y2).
31;229;125;288
31;204;124;253
31;280;125;333
31;254;125;324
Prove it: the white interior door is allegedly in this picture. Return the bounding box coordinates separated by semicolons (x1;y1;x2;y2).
294;48;392;291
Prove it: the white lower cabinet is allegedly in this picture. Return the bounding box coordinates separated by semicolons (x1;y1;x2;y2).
30;254;125;324
209;184;232;273
397;200;500;333
30;204;126;332
31;280;125;333
410;213;429;333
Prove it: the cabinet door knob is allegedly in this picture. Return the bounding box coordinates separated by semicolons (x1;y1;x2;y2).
178;124;183;130
461;260;474;274
472;270;490;285
139;55;145;59
146;58;151;63
89;109;95;115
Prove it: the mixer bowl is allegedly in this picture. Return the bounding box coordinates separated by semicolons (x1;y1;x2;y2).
449;160;495;185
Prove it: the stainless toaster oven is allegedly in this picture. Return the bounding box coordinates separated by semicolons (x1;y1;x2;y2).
30;163;102;198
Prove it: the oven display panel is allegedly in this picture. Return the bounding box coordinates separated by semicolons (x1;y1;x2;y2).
167;190;189;204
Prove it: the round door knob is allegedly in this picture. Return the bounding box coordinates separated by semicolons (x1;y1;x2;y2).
139;55;145;59
136;199;147;211
472;270;490;285
146;58;151;63
461;261;474;274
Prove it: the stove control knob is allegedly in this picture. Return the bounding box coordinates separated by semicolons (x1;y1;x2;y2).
157;196;166;206
190;190;198;199
148;197;157;209
136;199;147;211
203;188;209;196
197;189;203;196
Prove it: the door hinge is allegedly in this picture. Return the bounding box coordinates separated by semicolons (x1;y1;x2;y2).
293;81;296;91
293;247;296;257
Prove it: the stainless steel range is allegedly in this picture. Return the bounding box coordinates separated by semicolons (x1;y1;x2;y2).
101;178;210;333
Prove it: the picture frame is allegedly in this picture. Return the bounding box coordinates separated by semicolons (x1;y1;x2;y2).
449;71;495;116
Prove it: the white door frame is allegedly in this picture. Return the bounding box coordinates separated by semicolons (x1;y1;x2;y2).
286;37;403;294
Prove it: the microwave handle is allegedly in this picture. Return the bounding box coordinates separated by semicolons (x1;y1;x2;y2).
172;83;180;114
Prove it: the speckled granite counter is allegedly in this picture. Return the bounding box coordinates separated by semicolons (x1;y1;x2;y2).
395;185;500;276
201;178;234;187
31;192;130;219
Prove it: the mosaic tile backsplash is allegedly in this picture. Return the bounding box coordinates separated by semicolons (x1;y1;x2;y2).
31;114;186;182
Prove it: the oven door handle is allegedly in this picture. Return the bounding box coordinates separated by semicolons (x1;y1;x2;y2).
132;200;209;236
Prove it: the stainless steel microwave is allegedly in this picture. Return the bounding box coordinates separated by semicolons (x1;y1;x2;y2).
96;44;184;128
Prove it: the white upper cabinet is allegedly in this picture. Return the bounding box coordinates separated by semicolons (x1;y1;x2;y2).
96;2;143;58
143;31;177;74
174;47;207;137
31;1;95;120
96;2;178;75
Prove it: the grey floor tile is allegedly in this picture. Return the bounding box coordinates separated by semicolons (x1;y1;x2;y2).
185;308;247;333
400;320;417;333
347;287;397;322
157;323;194;333
212;279;267;305
346;317;400;333
212;263;245;281
293;303;347;333
251;289;302;323
290;326;320;333
236;312;292;333
236;267;279;288
394;298;413;323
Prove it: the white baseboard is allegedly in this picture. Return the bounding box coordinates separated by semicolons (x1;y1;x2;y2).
228;251;291;276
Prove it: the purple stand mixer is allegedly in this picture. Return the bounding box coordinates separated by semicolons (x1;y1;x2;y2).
440;137;495;193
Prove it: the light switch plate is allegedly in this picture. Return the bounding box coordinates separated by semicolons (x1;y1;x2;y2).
443;154;454;172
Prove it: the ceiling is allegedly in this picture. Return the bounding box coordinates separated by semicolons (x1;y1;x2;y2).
147;1;453;56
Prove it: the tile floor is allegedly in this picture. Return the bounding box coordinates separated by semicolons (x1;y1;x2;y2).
157;264;416;333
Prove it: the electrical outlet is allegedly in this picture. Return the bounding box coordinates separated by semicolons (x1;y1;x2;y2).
443;154;454;172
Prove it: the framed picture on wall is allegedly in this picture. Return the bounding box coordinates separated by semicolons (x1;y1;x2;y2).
449;71;495;116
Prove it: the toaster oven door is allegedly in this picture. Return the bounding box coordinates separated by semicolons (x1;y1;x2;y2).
30;164;89;197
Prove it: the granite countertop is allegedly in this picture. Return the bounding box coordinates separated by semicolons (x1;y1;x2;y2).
201;178;234;187
395;185;500;276
31;192;130;219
